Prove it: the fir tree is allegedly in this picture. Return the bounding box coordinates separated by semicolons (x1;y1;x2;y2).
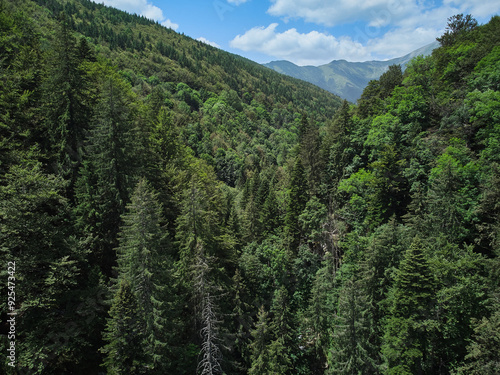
248;306;272;375
285;157;308;250
268;286;294;374
115;178;170;372
327;276;378;375
101;279;148;375
75;72;141;276
42;13;95;192
382;237;438;375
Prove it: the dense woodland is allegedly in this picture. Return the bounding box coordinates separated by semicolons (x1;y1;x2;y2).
1;0;499;373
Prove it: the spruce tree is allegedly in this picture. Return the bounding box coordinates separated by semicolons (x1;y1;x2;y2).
382;236;438;375
268;286;294;374
101;279;147;375
328;277;378;375
285;157;309;250
299;114;322;193
322;100;353;194
248;306;271;375
42;13;94;191
75;72;141;276
306;252;337;369
115;178;170;372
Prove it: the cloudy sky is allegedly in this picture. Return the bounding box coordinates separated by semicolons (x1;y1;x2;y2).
97;0;500;66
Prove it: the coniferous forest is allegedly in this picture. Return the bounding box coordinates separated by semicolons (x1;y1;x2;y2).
1;0;500;373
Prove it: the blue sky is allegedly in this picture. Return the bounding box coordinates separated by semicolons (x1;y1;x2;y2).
99;0;500;65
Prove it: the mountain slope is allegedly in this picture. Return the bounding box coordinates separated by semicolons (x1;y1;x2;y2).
30;0;341;117
264;42;439;102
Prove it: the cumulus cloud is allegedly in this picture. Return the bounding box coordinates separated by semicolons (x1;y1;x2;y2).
162;19;179;30
268;0;499;28
197;37;221;48
230;24;371;65
232;0;500;63
101;0;164;21
267;0;418;27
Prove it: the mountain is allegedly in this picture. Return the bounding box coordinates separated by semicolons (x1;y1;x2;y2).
264;41;439;102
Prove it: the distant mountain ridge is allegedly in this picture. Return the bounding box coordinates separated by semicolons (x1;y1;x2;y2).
264;41;439;102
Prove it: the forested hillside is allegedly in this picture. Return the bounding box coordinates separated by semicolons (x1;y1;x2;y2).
1;0;499;373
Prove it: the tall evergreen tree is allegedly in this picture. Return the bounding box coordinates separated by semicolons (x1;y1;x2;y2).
0;157;86;373
299;114;322;193
114;178;171;372
101;278;147;375
75;72;141;276
327;276;378;375
42;13;95;191
248;306;272;375
382;237;438;375
285;157;309;250
322;100;353;195
268;286;294;374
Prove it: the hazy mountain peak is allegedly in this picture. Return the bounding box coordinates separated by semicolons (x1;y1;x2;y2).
264;41;439;102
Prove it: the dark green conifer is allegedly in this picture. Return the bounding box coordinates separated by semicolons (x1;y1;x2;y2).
248;306;272;375
115;178;170;372
285;157;309;250
101;279;147;375
382;237;437;375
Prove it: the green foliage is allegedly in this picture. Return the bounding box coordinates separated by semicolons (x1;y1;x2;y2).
285;157;309;249
75;68;142;275
101;279;148;375
327;276;378;375
456;309;500;374
382;237;438;374
2;2;499;374
437;14;478;47
114;178;172;372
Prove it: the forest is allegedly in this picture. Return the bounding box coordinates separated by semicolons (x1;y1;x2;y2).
1;0;499;373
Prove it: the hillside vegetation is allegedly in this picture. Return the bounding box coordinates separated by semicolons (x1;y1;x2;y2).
1;0;500;373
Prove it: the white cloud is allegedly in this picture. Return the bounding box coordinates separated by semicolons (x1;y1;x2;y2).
230;24;372;65
197;37;221;48
232;0;500;63
363;0;500;59
267;0;419;27
99;0;183;31
100;0;164;21
267;0;500;28
162;19;179;30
